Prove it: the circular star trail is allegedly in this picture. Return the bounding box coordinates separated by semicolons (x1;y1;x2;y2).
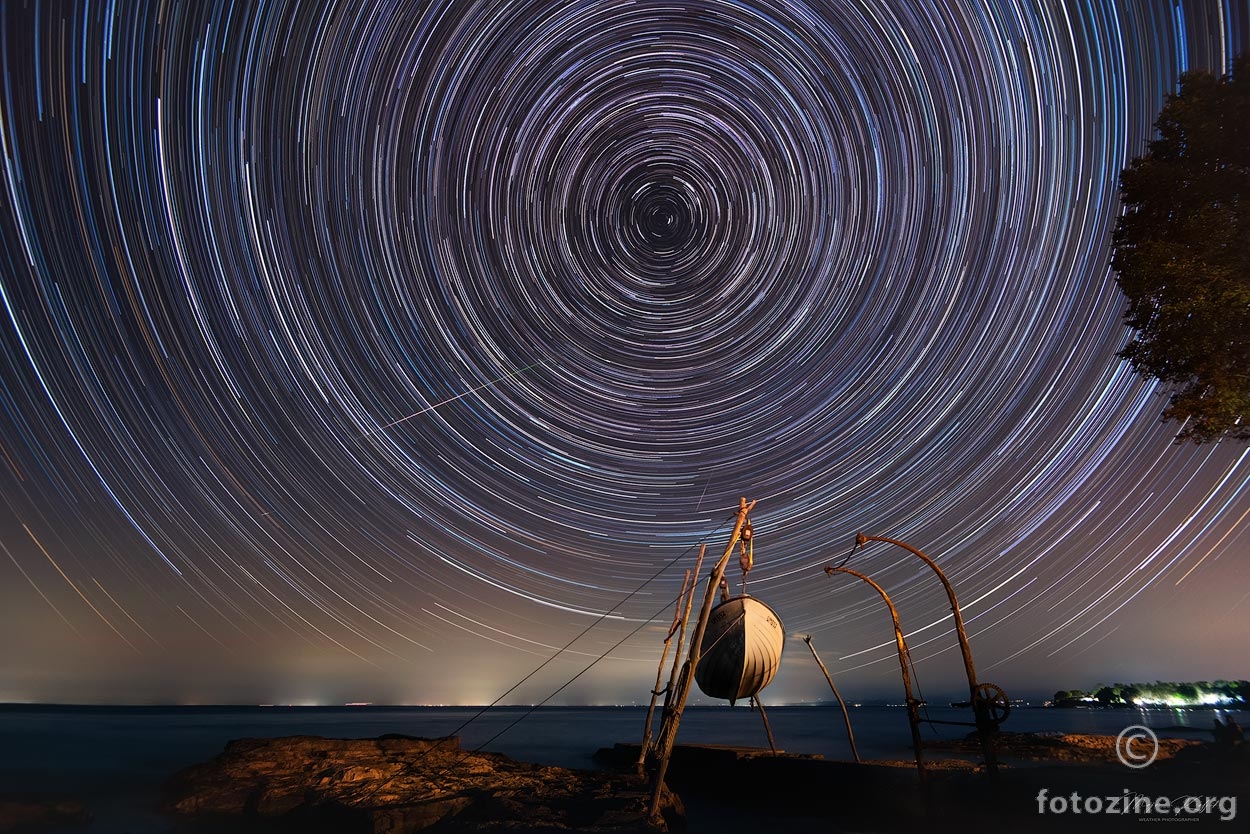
0;1;1247;704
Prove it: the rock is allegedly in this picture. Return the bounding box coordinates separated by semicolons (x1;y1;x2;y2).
162;735;680;833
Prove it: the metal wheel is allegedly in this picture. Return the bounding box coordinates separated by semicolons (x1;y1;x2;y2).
973;682;1010;727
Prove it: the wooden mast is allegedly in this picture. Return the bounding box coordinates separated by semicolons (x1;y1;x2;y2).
648;496;756;821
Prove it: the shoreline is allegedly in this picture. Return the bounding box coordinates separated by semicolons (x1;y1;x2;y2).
4;710;1245;834
3;729;1243;833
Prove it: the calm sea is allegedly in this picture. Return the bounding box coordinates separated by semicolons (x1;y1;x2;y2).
0;703;1241;833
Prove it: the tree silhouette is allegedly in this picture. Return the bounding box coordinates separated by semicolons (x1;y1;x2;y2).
1112;55;1250;443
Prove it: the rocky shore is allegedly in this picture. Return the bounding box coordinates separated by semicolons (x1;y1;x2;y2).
161;734;680;833
2;731;1244;833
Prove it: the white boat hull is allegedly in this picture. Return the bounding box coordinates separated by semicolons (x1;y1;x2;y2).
694;595;784;703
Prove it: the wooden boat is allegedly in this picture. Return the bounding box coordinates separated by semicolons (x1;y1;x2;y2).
694;595;785;703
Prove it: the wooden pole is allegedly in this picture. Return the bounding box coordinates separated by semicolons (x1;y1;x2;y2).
855;536;976;703
649;497;756;821
645;546;703;773
637;568;692;775
660;546;704;718
802;635;860;763
751;695;778;754
854;534;997;775
825;565;925;781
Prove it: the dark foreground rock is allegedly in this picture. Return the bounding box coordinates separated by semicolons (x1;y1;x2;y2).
926;730;1204;763
0;799;90;832
161;732;1248;834
163;735;681;833
597;737;1249;833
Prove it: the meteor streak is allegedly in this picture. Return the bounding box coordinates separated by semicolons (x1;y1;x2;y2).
378;362;544;430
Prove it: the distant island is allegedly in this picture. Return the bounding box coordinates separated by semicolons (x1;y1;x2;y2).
1051;679;1249;708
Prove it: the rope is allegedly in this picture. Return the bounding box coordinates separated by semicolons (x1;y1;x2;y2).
441;506;736;742
465;589;700;756
907;646;939;736
344;505;741;804
832;536;859;569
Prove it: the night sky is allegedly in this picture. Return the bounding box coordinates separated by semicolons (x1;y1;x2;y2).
1;1;1248;708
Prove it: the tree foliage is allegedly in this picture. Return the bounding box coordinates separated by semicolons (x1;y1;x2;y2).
1112;55;1250;443
1050;680;1249;707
